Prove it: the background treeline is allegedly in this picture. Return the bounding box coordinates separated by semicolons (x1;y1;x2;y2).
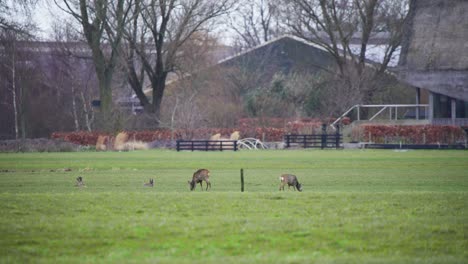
1;0;412;139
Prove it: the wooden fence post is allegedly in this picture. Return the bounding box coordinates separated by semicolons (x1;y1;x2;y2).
240;168;244;192
321;124;327;149
335;124;340;149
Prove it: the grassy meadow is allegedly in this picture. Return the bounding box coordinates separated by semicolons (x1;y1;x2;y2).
0;149;467;263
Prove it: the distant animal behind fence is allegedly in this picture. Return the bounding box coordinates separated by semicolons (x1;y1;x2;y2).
188;169;211;191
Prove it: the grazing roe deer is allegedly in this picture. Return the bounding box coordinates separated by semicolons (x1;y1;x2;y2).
188;169;211;191
144;178;154;187
279;174;302;192
75;176;85;187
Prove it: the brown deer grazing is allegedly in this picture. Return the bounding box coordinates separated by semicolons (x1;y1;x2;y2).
279;174;302;192
188;169;211;191
144;179;154;187
75;176;85;187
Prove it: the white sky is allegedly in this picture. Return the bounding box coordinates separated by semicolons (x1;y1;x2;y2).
32;1;68;40
29;1;399;66
31;1;234;44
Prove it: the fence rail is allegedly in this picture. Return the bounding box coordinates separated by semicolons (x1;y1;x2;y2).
176;140;238;151
284;134;342;149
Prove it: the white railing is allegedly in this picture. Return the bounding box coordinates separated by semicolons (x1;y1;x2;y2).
331;104;429;128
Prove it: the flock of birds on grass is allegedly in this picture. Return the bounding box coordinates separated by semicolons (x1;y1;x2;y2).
75;169;303;192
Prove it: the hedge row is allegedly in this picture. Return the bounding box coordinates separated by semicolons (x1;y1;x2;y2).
51;128;284;145
352;125;466;144
52;124;467;146
51;120;330;146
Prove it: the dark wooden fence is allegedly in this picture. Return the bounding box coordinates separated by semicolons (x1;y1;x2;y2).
176;140;238;151
284;124;342;149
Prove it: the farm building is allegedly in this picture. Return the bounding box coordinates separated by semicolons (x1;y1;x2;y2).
141;34;411;126
398;0;468;126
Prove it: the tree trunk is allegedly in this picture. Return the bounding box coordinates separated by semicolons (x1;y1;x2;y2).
20;81;26;140
96;68;114;117
11;63;19;140
81;92;93;132
126;63;151;112
151;73;168;125
71;81;80;131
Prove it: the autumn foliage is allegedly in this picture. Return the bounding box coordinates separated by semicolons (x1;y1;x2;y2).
52;123;467;146
352;125;466;144
50;119;328;145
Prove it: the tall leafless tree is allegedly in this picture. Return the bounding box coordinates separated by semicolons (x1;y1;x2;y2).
0;31;20;139
0;0;38;33
283;0;408;106
228;0;282;50
55;0;134;118
47;20;98;132
0;1;38;139
123;0;233;126
0;0;37;139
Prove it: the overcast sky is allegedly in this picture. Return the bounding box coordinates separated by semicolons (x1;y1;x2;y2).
30;1;234;44
32;1;67;40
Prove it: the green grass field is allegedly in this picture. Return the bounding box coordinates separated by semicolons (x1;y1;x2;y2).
0;149;467;263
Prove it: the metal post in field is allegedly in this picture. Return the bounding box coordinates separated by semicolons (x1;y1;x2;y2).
240;168;244;192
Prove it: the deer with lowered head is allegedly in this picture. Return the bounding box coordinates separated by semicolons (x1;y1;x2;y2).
279;174;302;192
188;169;211;191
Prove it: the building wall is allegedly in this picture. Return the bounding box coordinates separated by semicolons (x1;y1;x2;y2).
400;0;468;71
399;0;468;102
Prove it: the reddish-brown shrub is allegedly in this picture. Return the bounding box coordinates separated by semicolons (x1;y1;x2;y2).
352;125;466;144
51;131;109;146
51;128;288;146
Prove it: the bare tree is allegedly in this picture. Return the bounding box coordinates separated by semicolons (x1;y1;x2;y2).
55;0;134;117
160;33;226;132
0;31;20;139
47;20;98;132
0;0;38;33
283;0;409;106
0;1;39;139
228;0;282;50
123;0;233;126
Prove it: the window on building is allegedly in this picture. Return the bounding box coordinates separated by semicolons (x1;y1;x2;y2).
433;93;451;118
456;99;468;118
